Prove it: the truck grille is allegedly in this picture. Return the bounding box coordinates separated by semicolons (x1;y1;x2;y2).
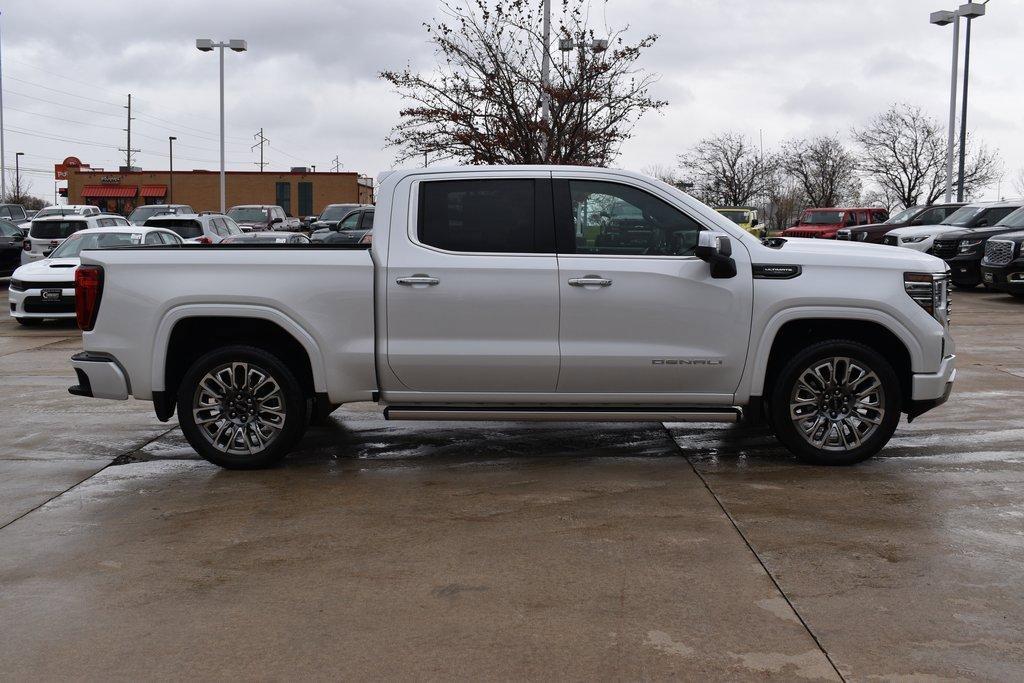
931;239;958;259
984;239;1015;266
882;235;898;246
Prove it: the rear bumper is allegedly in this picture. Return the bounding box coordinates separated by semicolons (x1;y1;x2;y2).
69;352;129;400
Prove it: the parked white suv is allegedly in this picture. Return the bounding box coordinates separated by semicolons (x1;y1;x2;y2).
142;213;243;243
71;166;956;469
33;205;101;219
22;214;130;264
9;225;181;326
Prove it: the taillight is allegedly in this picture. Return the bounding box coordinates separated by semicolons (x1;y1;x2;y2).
196;236;213;245
23;239;30;251
75;265;104;331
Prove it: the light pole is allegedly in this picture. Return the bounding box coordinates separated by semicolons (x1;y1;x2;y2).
168;136;176;203
196;38;247;213
559;35;608;165
14;151;22;198
539;0;552;162
929;8;960;203
956;2;986;202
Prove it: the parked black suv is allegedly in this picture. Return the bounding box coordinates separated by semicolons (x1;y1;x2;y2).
980;230;1024;298
837;202;963;244
932;206;1024;288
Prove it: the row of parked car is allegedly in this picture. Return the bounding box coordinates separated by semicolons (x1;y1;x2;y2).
714;200;1024;299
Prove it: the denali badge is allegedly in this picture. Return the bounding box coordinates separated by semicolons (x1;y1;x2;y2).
652;359;723;366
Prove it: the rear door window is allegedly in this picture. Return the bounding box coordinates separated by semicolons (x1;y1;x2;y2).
148;219;204;239
418;179;540;253
31;220;86;239
360;211;375;229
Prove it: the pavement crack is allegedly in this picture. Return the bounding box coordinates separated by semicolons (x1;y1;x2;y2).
0;426;178;534
664;424;848;683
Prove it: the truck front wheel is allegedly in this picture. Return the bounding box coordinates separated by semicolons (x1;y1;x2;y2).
769;341;901;465
177;345;308;469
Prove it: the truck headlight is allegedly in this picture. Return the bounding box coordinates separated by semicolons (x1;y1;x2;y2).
902;234;930;243
905;271;951;325
958;239;983;254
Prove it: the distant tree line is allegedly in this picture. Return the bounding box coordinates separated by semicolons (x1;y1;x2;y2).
658;103;1001;231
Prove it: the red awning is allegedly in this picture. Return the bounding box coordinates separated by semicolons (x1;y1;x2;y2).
140;185;167;198
81;185;138;198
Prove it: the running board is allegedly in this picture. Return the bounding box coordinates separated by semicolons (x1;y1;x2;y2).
383;406;741;423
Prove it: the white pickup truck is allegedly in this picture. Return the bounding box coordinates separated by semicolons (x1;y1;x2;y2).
69;166;956;469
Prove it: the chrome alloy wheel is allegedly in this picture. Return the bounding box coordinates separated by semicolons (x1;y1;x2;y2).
192;362;286;455
789;356;885;452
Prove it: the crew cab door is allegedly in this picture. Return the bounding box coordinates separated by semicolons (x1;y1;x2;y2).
385;173;560;392
552;173;752;398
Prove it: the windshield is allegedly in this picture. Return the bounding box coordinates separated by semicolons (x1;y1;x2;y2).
718;210;750;224
941;206;984;226
30;220;87;239
50;231;142;258
147;219;203;239
227;207;269;222
319;205;360;221
129;206;187;223
801;210;844;225
886;206;921;224
996;207;1024;229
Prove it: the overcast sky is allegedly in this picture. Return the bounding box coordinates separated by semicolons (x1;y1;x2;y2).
3;0;1022;200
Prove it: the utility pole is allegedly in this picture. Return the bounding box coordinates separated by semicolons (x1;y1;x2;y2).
119;94;140;169
168;136;176;203
539;0;552;162
0;11;5;200
252;128;269;171
331;155;341;173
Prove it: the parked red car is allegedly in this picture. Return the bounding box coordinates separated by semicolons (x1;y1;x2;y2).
782;207;889;239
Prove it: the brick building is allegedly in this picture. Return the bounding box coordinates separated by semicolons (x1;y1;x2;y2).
65;168;374;217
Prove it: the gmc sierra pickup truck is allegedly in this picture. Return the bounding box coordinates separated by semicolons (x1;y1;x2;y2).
69;166;956;469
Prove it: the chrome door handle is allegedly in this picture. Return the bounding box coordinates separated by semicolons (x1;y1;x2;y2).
568;277;612;287
396;276;440;286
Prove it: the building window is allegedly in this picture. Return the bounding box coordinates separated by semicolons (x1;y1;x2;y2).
298;182;313;217
275;182;292;215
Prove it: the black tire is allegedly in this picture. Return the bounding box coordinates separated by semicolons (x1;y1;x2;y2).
769;340;901;466
15;317;43;326
177;345;308;469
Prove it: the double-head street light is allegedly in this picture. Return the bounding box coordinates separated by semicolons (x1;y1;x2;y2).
931;2;987;202
196;38;247;213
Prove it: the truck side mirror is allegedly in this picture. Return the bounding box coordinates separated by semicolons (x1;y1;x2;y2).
751;217;759;227
271;216;283;225
695;232;736;279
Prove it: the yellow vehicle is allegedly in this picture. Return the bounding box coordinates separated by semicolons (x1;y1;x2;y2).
715;207;760;235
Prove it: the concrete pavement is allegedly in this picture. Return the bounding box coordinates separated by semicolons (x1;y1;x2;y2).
0;286;1022;680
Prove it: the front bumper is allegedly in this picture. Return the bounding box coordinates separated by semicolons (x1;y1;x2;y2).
69;352;129;400
8;285;76;319
908;354;956;421
981;260;1024;292
945;254;983;285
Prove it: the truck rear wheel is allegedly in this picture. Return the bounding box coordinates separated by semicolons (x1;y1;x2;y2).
769;340;901;466
177;345;307;469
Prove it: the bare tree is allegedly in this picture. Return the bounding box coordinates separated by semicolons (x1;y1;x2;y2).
641;163;691;191
3;175;40;207
677;132;778;207
380;0;666;166
1013;167;1024;198
852;103;1000;207
781;135;861;207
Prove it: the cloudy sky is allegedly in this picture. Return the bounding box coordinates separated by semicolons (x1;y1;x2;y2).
3;0;1022;200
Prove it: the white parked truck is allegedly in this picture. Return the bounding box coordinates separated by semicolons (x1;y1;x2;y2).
69;166;956;468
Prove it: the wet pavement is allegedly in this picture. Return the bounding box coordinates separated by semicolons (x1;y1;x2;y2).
1;285;1022;680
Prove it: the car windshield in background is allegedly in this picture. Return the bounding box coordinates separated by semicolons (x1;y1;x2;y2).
50;231;142;258
995;207;1024;228
718;210;749;224
31;221;86;239
130;207;179;223
886;206;921;224
802;211;843;225
319;206;359;221
227;208;269;222
941;206;984;226
149;220;204;239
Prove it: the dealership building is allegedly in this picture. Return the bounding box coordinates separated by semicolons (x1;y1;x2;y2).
63;163;374;217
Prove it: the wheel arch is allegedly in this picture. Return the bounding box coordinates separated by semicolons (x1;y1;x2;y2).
749;309;919;408
153;305;326;418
